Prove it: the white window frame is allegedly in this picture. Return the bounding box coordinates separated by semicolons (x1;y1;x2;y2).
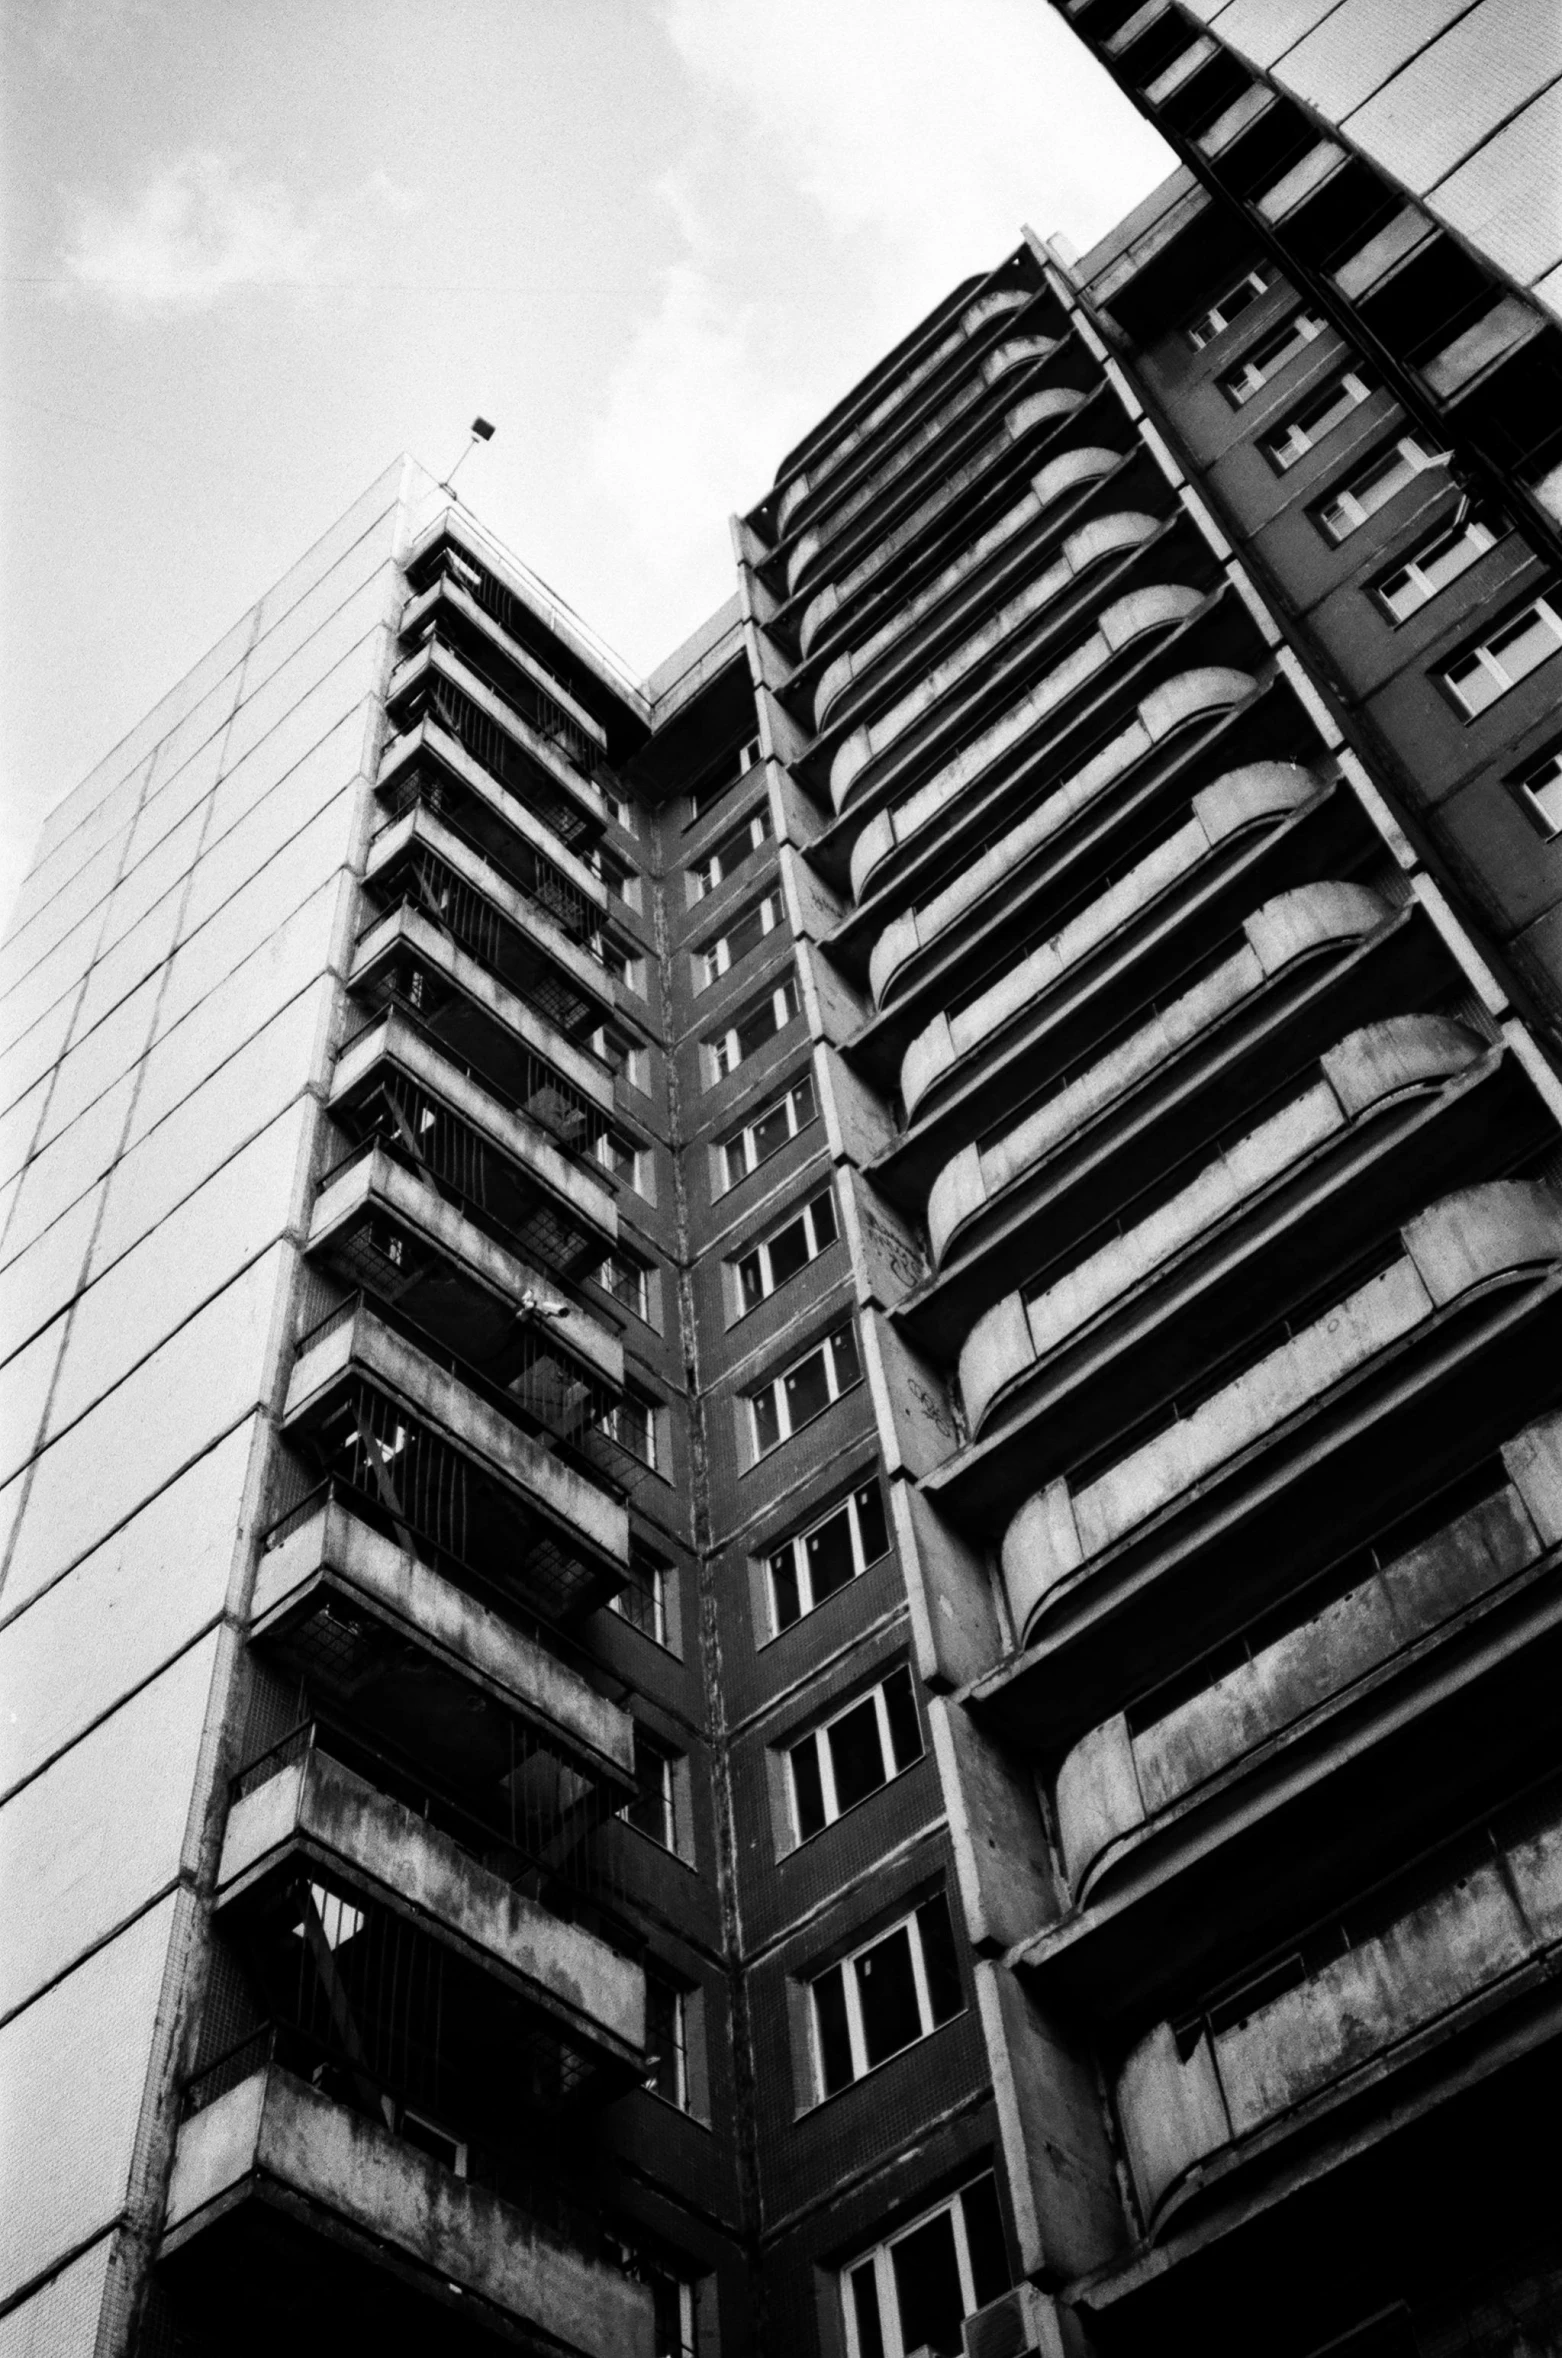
809;1900;958;2099
590;1026;653;1094
1513;744;1562;838
607;791;638;835
688;734;761;824
1315;435;1439;542
765;1482;889;1637
621;1731;679;1851
595;1248;653;1324
786;1665;921;1844
748;1322;862;1459
1441;597;1562;719
696;886;784;990
610;1553;670;1647
594;1131;652;1198
1260;368;1373;471
1186;265;1273;350
602;1391;661;1472
1219;309;1323;404
717;1070;818;1193
842;2179;1001;2358
732;1183;837;1317
1373;511;1499;621
690;802;773;902
644;1970;689;2111
705;972;801;1085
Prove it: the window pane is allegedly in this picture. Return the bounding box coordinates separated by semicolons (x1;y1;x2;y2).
738;1250;764;1313
1445;654;1504;716
814;1964;854;2095
1490;606;1562;684
784;1347;832;1428
790;1073;818;1128
807;1505;858;1603
724;903;768;965
855;1483;890;1566
752;1098;793;1160
753;1388;781;1453
850;2263;887;2358
723;1137;749;1189
767;1212;812;1289
828;1696;889;1814
792;1738;827;1841
855;1925;922;2067
1420;523;1491;593
960;2177;1010;2310
889;2209;966;2358
883;1667;923;1774
916;1897;964;2028
830;1324;862;1391
811;1188;838;1248
770;1544;803;1631
645;1974;683;2105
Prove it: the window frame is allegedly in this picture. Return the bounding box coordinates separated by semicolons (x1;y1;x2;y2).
687;733;762;826
1259;367;1373;472
842;2175;1008;2358
609;1547;673;1648
1218;308;1323;405
807;1893;964;2101
716;1069;818;1194
695;885;785;990
785;1663;923;1845
600;1388;663;1474
1313;434;1437;543
644;1968;690;2111
1511;742;1562;839
1186;265;1273;350
595;1247;654;1325
620;1727;689;1857
1371;509;1501;622
747;1320;863;1460
704;970;802;1085
731;1182;838;1318
764;1480;891;1638
689;801;774;902
1440;595;1562;719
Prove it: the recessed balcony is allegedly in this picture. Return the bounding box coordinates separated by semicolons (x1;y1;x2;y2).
1419;294;1547;406
159;2063;655;2358
380;652;602;859
398;556;613;788
328;1005;618;1279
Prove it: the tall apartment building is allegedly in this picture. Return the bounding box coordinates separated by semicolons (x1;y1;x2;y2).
4;12;1562;2357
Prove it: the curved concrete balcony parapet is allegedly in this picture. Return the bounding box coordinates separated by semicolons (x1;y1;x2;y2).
847;619;1239;900
787;383;1087;599
776;289;1030;535
958;1013;1485;1433
827;511;1161;806
998;1182;1562;1642
1117;1778;1562;2233
1055;1417;1562;1898
867;666;1263;1009
899;760;1318;1119
925;880;1391;1268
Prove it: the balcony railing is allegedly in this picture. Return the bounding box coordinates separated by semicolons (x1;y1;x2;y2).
415;545;620;784
399;672;597;850
377;765;598;946
361;840;601;1040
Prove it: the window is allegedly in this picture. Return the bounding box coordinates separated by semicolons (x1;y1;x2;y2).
810;1895;963;2099
749;1322;862;1457
1260;370;1372;470
607;791;638;835
1373;511;1500;621
622;1729;680;1850
718;1070;818;1193
595;1131;652;1197
645;1969;689;2109
610;1546;673;1647
788;1666;922;1843
595;1248;654;1323
843;2176;1009;2358
591;1026;653;1093
733;1184;837;1315
767;1482;890;1635
1513;743;1562;838
690;802;773;900
696;887;784;989
1219;310;1323;405
596;852;642;913
689;734;762;823
649;2272;697;2358
1315;436;1437;542
595;937;646;995
601;1390;661;1472
1187;265;1273;349
1442;598;1562;718
705;971;801;1084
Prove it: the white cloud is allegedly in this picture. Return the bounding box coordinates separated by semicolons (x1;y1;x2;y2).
61;152;420;309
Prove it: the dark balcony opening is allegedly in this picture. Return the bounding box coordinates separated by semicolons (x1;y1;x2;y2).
392;670;598;851
1207;100;1315;205
1274;160;1399;271
377;763;600;947
1118;12;1194;89
402;595;614;793
361;841;603;1042
1162;50;1250;140
1459;334;1562;532
1347;234;1494;373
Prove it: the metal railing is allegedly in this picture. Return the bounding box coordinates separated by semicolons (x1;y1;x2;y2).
397;673;595;850
376;765;598;945
360;846;594;1041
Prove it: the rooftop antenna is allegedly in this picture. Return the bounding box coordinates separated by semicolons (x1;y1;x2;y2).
439;416;495;500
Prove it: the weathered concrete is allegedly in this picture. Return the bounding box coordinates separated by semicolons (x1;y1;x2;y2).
386;637;605;828
376;711;609;920
217;1746;644;2059
161;2067;655;2358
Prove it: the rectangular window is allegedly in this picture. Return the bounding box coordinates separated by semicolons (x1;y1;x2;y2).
1186;265;1272;350
1315;435;1436;541
1260;369;1372;470
1218;310;1323;404
1373;511;1500;621
644;1969;689;2110
610;1547;671;1647
749;1322;862;1458
602;1391;660;1472
622;1729;678;1850
690;802;773;901
767;1482;890;1635
843;2176;1009;2358
607;792;638;835
810;1895;963;2099
696;887;785;989
594;1131;651;1197
1513;744;1562;838
591;1026;653;1093
595;1248;653;1324
597;851;642;912
718;1070;818;1193
594;937;646;996
705;971;801;1084
689;734;761;824
1442;598;1562;718
788;1665;923;1843
733;1184;837;1315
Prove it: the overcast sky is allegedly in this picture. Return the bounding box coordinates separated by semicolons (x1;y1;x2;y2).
1;0;1171;930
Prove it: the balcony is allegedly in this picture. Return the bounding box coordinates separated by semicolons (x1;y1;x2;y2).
1255;139;1349;227
281;1295;628;1620
399;552;614;786
1419;294;1547;406
251;1487;635;1795
899;761;1322;1121
328;1006;618;1278
159;2062;655;2357
380;652;602;857
1332;205;1440;306
1054;1409;1562;1906
1117;1771;1562;2239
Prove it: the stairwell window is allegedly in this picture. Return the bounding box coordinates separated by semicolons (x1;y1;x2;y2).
621;1727;690;1858
749;1322;862;1458
842;2176;1009;2358
766;1481;890;1635
595;1247;654;1325
704;971;801;1085
1219;310;1323;404
731;1184;837;1317
610;1545;675;1648
1441;597;1562;718
690;803;773;901
1512;743;1562;838
601;1389;662;1473
716;1070;817;1193
1186;265;1273;349
1260;369;1372;470
695;887;784;989
1315;436;1437;541
1373;511;1500;621
787;1665;922;1844
809;1895;963;2099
